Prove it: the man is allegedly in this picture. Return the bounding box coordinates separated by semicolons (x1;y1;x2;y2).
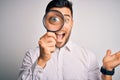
18;0;120;80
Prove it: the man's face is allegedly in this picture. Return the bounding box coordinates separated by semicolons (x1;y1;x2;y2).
50;7;73;48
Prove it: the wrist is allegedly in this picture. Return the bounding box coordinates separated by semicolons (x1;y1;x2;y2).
100;66;115;76
102;75;112;80
37;58;47;68
102;65;113;71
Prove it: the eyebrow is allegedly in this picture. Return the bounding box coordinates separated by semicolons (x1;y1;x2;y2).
64;14;71;17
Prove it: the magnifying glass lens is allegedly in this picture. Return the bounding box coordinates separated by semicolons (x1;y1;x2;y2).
43;10;64;32
49;17;61;25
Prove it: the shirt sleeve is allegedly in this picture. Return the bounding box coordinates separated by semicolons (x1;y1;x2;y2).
18;50;44;80
87;51;102;80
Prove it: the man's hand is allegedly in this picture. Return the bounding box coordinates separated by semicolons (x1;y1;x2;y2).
101;50;120;80
103;49;120;71
37;32;56;68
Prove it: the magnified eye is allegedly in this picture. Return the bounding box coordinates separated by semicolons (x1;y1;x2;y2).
49;17;60;24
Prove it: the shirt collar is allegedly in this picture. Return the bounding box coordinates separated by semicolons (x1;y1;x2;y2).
63;40;73;52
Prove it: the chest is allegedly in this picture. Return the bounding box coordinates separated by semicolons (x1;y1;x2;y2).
43;51;89;80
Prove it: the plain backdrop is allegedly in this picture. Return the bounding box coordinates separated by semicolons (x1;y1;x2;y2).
0;0;120;80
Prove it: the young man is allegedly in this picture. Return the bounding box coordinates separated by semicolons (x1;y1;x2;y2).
18;0;120;80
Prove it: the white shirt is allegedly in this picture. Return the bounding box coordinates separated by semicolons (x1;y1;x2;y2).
18;40;101;80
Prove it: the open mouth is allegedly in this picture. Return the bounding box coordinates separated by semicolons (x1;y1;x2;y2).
55;32;65;41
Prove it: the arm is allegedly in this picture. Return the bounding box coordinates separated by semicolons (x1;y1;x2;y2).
37;32;56;68
18;32;56;80
101;50;120;80
102;74;112;80
18;50;44;80
87;50;101;80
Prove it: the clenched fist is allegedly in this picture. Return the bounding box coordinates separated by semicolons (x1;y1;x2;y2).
37;32;56;68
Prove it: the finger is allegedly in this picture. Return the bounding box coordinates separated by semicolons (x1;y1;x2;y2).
46;32;57;40
39;36;56;46
46;40;56;52
115;51;120;60
45;46;56;53
47;37;56;43
106;49;112;56
39;32;56;41
49;47;56;53
48;42;56;47
116;51;120;55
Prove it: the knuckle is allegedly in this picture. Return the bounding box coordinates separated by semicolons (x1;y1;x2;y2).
46;32;52;36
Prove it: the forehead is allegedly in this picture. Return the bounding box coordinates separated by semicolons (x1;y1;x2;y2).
50;7;72;17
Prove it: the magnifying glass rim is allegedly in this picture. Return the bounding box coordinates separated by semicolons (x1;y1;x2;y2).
43;10;64;32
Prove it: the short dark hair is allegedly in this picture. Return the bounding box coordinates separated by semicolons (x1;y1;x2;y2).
45;0;73;16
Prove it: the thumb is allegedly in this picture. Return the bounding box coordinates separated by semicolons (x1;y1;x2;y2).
106;49;112;56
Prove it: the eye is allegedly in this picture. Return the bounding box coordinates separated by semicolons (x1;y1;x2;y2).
49;17;60;23
64;18;69;23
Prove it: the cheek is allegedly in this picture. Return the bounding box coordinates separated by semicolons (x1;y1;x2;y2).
62;21;73;36
65;26;72;37
65;22;72;30
66;25;72;33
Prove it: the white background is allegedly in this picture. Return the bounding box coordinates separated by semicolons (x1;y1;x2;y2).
0;0;120;80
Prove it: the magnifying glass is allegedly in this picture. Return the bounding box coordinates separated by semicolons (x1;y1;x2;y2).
43;10;64;32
